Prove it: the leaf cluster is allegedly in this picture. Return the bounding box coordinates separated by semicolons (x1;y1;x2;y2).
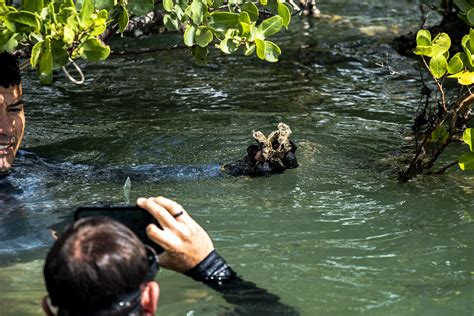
0;0;145;83
0;0;294;84
454;0;474;26
163;0;293;63
412;27;474;174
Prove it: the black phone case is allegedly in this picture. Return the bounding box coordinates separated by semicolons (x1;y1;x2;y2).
74;205;164;254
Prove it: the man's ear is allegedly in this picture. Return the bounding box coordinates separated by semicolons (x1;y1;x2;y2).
141;281;160;316
42;296;56;316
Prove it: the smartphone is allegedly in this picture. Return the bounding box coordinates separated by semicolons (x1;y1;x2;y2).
74;205;164;254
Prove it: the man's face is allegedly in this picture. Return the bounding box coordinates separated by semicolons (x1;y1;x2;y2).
0;84;24;173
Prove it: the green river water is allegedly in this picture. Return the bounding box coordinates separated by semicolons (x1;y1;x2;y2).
0;0;473;315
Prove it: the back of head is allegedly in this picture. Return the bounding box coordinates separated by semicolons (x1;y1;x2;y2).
0;52;21;88
44;217;149;315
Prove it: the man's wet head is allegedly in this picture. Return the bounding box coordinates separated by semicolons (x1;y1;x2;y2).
43;217;160;316
0;52;24;173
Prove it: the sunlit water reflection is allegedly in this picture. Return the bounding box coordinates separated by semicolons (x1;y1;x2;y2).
1;0;473;315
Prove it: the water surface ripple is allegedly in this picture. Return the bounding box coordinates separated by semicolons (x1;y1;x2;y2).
1;1;473;315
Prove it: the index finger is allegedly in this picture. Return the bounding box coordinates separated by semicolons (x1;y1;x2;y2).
137;197;179;229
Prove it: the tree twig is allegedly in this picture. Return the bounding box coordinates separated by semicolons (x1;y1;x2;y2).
421;56;447;112
426;160;458;175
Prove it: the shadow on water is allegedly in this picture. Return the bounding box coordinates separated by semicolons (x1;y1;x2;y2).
1;0;474;315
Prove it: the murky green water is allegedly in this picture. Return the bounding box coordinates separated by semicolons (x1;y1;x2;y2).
1;1;473;315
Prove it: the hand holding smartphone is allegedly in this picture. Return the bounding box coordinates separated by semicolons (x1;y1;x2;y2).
74;205;164;254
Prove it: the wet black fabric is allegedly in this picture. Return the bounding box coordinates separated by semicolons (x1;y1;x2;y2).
187;250;299;315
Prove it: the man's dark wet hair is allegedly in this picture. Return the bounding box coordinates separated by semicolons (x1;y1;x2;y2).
44;217;149;316
0;52;21;88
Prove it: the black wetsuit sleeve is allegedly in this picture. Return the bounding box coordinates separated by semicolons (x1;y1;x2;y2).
185;250;299;316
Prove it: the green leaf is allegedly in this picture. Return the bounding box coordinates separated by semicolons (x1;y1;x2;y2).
208;12;239;33
462;33;469;50
127;0;154;16
429;54;447;78
211;0;220;7
447;52;464;74
95;0;115;10
277;2;290;28
190;1;206;25
4;11;40;33
239;11;251;25
469;28;474;54
1;33;19;52
176;0;189;10
192;45;208;64
239;11;251;37
416;29;431;47
23;0;44;14
63;22;75;44
251;23;263;39
0;29;13;49
163;12;180;31
414;45;432;56
78;0;93;27
255;38;264;59
211;0;223;8
174;4;184;19
56;5;75;24
241;2;258;22
461;35;474;68
264;0;279;16
184;24;196;47
444;50;449;60
459;51;470;69
431;126;449;145
468;8;474;25
219;33;239;54
429;33;451;57
195;26;213;47
51;40;69;70
81;38;110;61
258;15;283;38
118;6;129;33
38;38;53;84
263;40;281;62
283;2;294;15
163;0;174;12
463;128;473;151
244;43;255;56
90;9;108;36
259;0;267;5
459;152;474;170
458;71;474;85
29;32;43;43
454;0;473;13
30;41;43;68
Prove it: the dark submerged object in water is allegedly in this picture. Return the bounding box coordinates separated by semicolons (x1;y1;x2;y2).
222;123;298;177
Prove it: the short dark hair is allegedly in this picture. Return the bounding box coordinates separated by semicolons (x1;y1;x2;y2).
0;52;21;88
44;217;149;315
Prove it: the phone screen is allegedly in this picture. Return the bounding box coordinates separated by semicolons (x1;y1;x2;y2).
74;205;164;254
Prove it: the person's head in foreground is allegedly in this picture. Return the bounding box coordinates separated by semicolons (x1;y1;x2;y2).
0;52;24;173
43;216;160;316
43;196;215;316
